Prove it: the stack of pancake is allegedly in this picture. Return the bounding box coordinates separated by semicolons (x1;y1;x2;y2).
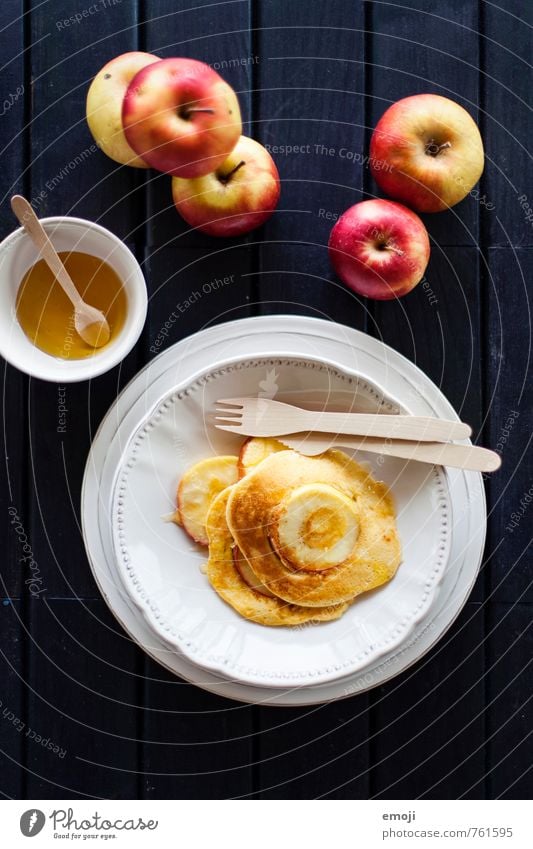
173;438;402;627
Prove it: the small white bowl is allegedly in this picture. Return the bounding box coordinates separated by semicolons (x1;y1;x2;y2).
0;216;147;382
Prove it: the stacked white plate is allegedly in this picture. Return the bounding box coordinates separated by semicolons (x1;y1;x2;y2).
81;316;486;705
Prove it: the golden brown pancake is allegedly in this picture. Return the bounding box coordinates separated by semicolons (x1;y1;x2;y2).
205;487;348;626
226;449;401;607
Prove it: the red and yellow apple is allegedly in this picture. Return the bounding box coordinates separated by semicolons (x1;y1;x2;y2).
171;135;280;236
328;199;430;300
86;52;159;167
370;94;484;212
122;57;242;178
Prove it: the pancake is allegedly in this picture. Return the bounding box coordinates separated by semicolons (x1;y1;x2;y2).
226;449;401;607
232;545;277;597
205;487;348;626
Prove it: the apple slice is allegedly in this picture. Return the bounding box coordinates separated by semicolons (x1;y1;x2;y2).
176;455;239;545
232;547;276;597
238;436;287;478
269;483;360;572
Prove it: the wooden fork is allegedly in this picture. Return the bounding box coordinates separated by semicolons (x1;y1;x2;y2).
215;397;471;442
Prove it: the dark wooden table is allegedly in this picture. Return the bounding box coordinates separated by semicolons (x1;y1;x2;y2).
1;0;531;800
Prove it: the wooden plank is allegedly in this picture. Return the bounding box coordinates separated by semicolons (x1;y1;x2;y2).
25;0;144;599
486;248;533;603
146;245;255;357
256;242;367;325
367;7;483;620
255;699;370;799
0;0;26;229
251;0;370;798
370;602;486;798
141;0;255;800
140;659;254;799
0;0;27;801
368;8;487;787
371;247;483;433
0;600;25;798
368;0;483;596
0;365;28;602
481;3;532;801
28;0;144;240
143;0;255;249
367;0;481;248
0;1;27;599
25;600;140;798
483;1;533;247
486;603;533;799
254;0;367;330
23;293;143;602
372;246;484;605
142;0;256;345
24;0;143;796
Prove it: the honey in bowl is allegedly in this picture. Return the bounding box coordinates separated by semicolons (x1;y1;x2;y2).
16;251;127;359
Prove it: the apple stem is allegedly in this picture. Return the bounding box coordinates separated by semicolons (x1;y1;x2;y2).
425;139;452;157
375;233;404;256
220;160;246;183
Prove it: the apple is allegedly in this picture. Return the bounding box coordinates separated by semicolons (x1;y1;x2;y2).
369;94;484;212
86;52;159;167
171;135;280;236
122;57;242;178
328;199;430;300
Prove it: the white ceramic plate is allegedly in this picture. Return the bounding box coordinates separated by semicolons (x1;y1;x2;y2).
82;316;485;705
109;355;451;688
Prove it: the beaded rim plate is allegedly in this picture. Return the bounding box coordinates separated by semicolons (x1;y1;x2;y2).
110;354;452;689
81;315;485;705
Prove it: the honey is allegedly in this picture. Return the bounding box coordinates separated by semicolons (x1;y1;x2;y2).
16;251;127;359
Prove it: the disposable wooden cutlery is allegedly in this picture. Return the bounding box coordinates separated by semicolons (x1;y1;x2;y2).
215;396;471;442
276;433;501;473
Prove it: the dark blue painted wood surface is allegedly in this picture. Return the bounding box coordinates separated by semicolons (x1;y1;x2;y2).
0;0;531;799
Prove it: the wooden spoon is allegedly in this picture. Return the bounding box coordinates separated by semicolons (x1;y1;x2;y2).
11;195;111;348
